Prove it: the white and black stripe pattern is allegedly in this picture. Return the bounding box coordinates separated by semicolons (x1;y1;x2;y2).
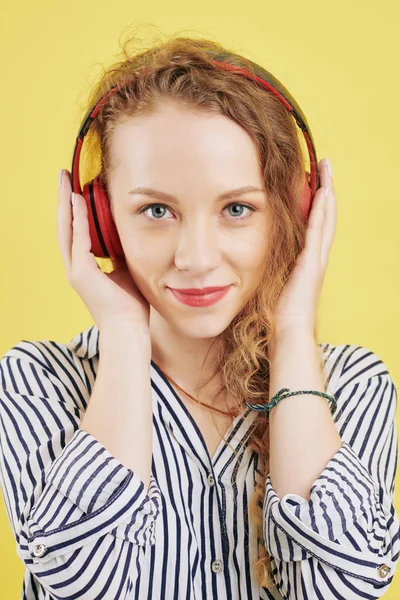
0;324;398;599
264;345;400;598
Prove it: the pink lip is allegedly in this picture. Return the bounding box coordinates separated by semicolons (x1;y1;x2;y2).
168;285;232;307
169;286;230;295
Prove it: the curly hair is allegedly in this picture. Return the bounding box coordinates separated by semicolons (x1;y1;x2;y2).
78;24;310;588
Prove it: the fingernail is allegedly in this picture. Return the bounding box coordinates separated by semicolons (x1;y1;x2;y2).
58;169;63;189
71;192;76;207
325;158;332;177
324;186;329;198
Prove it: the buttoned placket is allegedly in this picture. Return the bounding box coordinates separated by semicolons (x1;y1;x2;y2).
160;401;229;582
151;363;260;588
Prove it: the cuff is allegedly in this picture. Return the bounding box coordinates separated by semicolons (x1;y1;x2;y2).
264;441;398;584
26;428;162;562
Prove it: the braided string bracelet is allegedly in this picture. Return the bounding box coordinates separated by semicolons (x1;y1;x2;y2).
246;388;337;415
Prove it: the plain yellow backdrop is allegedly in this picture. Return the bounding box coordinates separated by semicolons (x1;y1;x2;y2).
1;0;399;597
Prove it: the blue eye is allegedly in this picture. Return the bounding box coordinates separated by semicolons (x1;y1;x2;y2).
138;202;256;221
226;203;254;219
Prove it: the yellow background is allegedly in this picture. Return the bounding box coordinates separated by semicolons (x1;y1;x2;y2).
1;0;399;597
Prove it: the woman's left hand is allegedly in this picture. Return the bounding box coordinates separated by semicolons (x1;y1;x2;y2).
272;158;337;338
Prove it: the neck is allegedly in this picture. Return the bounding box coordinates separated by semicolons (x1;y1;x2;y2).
149;308;224;394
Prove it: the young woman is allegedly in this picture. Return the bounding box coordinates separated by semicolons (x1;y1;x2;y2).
0;33;398;600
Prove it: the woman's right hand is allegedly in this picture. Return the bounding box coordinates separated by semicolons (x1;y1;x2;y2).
57;169;151;334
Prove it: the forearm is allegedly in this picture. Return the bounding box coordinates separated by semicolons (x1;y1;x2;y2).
80;323;154;490
267;331;342;500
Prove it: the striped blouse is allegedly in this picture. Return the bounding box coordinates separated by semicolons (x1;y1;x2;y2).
0;323;399;600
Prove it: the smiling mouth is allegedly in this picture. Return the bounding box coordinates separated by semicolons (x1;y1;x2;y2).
167;285;232;307
168;286;231;295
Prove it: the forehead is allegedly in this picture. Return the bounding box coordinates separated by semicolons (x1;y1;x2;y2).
109;103;263;182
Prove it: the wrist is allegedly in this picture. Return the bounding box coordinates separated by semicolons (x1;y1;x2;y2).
268;328;316;357
99;320;152;350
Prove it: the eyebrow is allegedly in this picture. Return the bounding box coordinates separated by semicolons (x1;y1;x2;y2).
128;185;266;203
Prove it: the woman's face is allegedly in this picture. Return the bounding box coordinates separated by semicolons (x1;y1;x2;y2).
108;100;271;341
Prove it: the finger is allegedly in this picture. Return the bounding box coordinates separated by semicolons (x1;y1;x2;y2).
56;169;73;269
321;190;337;269
303;182;327;260
323;157;334;192
319;160;338;268
71;193;99;273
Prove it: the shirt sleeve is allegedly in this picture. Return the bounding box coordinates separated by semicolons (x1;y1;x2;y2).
263;346;400;600
0;345;163;600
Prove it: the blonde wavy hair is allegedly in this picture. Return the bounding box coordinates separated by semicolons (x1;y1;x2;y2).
79;24;311;588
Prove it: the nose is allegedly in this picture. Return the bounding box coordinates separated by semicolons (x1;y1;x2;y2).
174;219;222;274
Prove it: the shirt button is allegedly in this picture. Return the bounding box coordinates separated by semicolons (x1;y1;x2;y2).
212;559;223;573
32;544;47;557
377;564;390;578
207;474;215;486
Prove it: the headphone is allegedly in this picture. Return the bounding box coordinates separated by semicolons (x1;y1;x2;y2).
71;50;320;259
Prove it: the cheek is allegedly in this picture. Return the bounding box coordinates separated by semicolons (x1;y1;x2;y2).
120;221;269;270
232;236;269;272
123;254;158;296
122;232;165;271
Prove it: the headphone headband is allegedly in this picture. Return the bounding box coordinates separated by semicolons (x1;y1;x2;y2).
70;51;320;259
72;50;319;197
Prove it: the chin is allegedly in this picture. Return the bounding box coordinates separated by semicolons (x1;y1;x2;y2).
173;307;239;337
150;286;244;334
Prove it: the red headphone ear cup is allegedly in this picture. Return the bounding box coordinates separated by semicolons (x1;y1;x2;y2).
81;176;124;259
299;171;313;220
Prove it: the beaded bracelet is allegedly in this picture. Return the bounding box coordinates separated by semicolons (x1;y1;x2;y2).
245;388;337;415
